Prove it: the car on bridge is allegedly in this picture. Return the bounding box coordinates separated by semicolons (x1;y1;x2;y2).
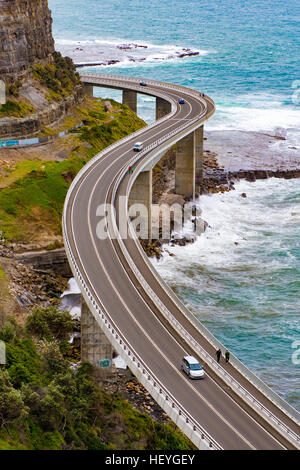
133;142;144;151
181;355;205;379
178;98;185;104
140;81;147;86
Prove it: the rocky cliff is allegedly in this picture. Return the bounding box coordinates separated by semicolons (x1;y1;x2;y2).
0;0;55;82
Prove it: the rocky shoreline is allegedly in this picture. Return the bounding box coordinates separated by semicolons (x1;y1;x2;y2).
143;129;300;258
56;41;202;68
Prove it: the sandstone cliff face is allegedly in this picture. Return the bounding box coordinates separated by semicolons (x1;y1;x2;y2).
0;0;55;82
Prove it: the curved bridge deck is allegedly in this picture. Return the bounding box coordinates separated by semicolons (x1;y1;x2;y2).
63;73;300;450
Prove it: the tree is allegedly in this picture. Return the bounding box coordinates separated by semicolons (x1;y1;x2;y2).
26;306;73;341
0;369;27;428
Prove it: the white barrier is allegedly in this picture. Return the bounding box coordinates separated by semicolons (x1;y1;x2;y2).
64;73;300;449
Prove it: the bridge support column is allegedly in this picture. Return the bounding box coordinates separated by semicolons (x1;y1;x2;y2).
175;127;204;199
175;133;195;199
81;296;113;369
83;84;94;97
156;97;172;120
128;170;152;241
122;90;137;113
195;125;204;192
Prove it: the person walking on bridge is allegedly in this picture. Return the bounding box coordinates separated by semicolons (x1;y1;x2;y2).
225;350;230;363
216;348;221;363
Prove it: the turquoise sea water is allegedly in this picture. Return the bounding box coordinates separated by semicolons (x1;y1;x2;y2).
49;0;300;408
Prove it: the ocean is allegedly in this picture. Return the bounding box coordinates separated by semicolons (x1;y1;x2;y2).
49;0;300;409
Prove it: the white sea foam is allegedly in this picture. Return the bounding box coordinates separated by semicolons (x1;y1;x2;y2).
61;277;81;297
55;37;208;67
152;178;300;281
208;98;300;134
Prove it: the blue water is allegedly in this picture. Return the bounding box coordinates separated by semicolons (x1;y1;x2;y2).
49;0;300;409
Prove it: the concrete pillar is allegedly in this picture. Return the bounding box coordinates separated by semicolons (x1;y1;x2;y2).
128;170;152;241
0;80;6;105
83;83;94;97
175;127;204;199
122;90;137;113
156;97;172;120
175;132;195;199
81;297;113;369
195;125;204;190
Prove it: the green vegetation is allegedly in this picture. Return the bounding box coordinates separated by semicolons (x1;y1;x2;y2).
0;99;145;243
33;51;81;101
0;309;194;450
0;100;34;118
26;306;74;341
0;157;84;242
76;100;145;159
8;81;22;98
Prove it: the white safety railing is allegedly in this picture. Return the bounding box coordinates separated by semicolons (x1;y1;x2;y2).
63;76;221;449
109;111;300;449
64;73;300;449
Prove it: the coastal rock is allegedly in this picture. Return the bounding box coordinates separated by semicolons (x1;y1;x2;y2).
103;101;113;113
0;0;55;82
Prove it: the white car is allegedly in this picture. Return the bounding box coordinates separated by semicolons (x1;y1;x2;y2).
133;142;143;151
181;355;205;379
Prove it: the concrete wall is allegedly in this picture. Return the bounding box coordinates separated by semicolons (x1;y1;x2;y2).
15;248;72;277
81;296;113;368
0;80;6;105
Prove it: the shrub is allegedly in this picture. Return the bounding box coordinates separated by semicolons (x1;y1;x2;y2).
0;370;27;428
33;52;80;100
0;100;34;117
26;306;73;341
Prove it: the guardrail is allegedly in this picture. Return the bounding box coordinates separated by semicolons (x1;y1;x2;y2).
64;73;300;449
63;76;221;449
109;107;300;449
95;74;300;447
63;227;221;450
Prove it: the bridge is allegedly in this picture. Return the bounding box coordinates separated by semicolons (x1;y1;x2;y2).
63;73;300;450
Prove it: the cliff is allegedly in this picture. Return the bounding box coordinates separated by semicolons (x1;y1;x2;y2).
0;0;84;138
0;0;55;82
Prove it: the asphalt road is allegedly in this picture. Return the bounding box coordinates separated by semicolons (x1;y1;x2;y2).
64;75;299;449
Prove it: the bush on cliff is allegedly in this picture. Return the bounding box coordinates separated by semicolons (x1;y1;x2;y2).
0;100;34;118
33;51;80;100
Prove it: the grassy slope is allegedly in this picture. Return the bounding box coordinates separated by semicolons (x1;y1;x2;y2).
0;99;145;244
